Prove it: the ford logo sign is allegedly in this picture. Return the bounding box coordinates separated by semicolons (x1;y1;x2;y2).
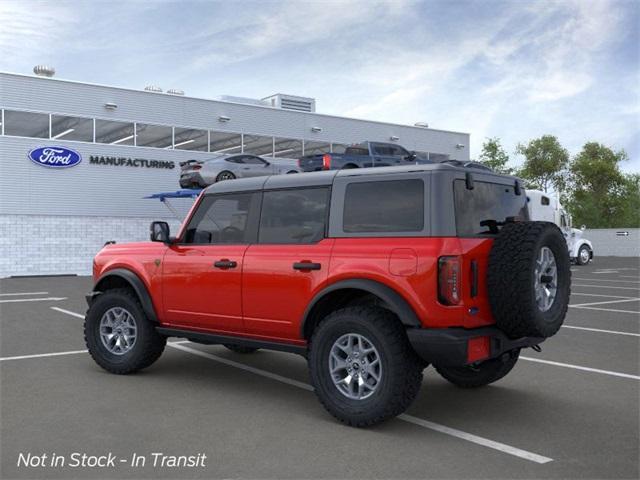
28;146;82;168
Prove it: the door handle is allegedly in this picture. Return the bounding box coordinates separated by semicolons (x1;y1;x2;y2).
214;259;237;269
293;261;321;271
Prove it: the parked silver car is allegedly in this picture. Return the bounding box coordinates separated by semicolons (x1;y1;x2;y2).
179;154;300;188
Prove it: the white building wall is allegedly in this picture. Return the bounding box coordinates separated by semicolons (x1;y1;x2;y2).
0;215;183;277
584;228;640;257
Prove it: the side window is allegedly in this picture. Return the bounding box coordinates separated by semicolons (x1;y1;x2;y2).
392;145;410;157
226;156;243;164
541;196;550;206
259;188;329;244
343;180;424;233
183;193;257;244
243;155;266;165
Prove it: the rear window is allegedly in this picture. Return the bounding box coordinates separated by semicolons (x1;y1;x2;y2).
454;180;528;236
343;179;424;233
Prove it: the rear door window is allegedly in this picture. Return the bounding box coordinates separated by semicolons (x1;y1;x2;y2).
259;188;329;244
343;179;424;233
454;180;529;236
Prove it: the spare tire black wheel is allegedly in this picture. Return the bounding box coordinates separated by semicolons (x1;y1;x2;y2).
487;221;571;339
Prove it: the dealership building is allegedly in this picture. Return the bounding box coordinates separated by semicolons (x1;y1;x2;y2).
0;69;470;277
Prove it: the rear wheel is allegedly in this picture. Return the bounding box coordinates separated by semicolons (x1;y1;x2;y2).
308;306;423;427
84;288;166;374
223;344;259;354
576;244;591;265
216;171;236;182
435;350;520;388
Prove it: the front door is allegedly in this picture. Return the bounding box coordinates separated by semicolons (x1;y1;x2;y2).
162;191;260;332
242;187;333;340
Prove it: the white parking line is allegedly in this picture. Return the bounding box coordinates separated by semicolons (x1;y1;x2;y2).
0;291;49;296
573;277;640;284
620;275;640;279
573;284;640;291
0;349;87;362
0;297;67;304
571;292;637;299
562;325;640;337
569;305;640;315
521;357;640;380
570;298;640;307
169;343;553;464
51;307;85;318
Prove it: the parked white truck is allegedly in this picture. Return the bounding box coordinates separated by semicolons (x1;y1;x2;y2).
527;190;594;265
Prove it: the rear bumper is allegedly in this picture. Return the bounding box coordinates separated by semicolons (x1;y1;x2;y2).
406;326;544;367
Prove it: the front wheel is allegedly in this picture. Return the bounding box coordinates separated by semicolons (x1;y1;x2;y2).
84;288;166;374
308;306;423;427
576;245;591;265
435;350;520;388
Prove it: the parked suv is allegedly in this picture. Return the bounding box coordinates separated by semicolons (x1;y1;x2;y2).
85;164;570;426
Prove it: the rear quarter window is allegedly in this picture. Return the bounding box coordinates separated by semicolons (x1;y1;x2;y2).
454;180;529;236
343;179;424;233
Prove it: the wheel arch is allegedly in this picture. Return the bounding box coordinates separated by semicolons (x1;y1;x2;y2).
301;279;421;339
91;268;159;323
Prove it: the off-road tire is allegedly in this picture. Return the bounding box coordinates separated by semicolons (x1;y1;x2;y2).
576;245;591;265
84;288;166;374
487;221;571;339
308;306;423;427
435;350;520;388
223;344;259;354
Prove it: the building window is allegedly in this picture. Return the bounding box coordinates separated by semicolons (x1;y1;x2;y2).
95;119;135;145
210;131;243;154
304;141;331;156
51;114;93;142
243;134;274;156
273;137;303;159
259;188;329;244
173;127;208;151
3;110;49;138
343;180;424;233
135;123;173;148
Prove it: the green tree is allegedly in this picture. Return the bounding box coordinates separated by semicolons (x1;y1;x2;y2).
565;142;638;228
516;135;569;192
478;137;513;174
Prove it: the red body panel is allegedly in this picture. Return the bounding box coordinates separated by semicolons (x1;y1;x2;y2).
93;235;496;343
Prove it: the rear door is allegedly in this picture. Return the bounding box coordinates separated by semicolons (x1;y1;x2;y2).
162;192;260;332
242;187;333;340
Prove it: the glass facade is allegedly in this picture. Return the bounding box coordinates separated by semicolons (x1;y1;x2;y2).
0;108;452;160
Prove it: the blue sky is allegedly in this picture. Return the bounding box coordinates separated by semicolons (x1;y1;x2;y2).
1;0;638;171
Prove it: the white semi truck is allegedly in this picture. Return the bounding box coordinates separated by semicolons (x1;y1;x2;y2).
527;190;594;265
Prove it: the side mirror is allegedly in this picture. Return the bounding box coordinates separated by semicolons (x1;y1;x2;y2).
150;221;170;243
406;151;417;161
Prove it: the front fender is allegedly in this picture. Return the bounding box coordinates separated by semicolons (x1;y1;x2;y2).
89;268;159;323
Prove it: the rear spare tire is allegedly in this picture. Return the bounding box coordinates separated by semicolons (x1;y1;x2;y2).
487;221;570;339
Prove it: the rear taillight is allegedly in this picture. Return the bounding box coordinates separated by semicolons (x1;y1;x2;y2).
192;165;202;170
297;158;302;168
322;154;332;170
438;256;461;305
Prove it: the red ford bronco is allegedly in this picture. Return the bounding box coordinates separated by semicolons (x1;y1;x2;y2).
85;164;570;426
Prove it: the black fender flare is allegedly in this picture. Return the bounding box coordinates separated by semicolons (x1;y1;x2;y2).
301;279;421;337
90;268;159;323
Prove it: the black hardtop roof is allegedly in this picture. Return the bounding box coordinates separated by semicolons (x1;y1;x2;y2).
202;163;518;195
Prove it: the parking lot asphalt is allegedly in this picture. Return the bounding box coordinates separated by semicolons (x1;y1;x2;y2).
1;257;638;479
